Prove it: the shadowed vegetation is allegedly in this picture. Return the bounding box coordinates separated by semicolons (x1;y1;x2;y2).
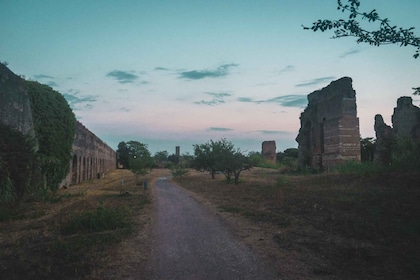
0;169;151;279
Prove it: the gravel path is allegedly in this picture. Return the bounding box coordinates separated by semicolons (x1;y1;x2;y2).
149;177;277;280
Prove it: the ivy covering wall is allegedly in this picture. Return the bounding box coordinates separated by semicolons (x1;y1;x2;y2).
26;81;76;191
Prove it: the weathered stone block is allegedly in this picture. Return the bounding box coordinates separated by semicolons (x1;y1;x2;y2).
296;77;361;170
262;141;276;163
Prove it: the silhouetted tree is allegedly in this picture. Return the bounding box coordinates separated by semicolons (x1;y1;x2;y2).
154;150;169;167
117;141;129;169
360;137;376;161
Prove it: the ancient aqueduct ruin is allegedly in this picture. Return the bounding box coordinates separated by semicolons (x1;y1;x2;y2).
0;64;116;188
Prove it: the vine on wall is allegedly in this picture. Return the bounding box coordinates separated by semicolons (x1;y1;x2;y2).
26;81;76;191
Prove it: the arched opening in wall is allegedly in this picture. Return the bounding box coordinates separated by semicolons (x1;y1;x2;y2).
82;157;86;181
71;154;78;185
78;156;82;183
304;121;312;166
88;157;92;180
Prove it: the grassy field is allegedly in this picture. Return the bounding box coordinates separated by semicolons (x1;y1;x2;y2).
174;168;420;279
0;169;160;280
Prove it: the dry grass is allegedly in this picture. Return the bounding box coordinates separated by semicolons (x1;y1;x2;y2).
174;168;420;279
0;168;166;280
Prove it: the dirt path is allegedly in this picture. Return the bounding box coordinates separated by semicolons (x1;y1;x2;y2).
147;177;277;280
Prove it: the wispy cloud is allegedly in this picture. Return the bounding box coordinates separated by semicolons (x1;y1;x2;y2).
278;65;295;74
257;130;289;135
340;48;362;58
295;76;336;87
62;89;98;111
34;74;54;79
179;63;238;80
207;127;234;132
106;70;139;84
154;67;169;71
237;94;307;108
237;97;254;102
265;95;307;108
194;92;232;106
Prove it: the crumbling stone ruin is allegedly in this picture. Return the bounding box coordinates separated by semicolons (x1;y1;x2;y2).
296;77;361;170
374;96;420;165
261;140;276;163
60;121;116;187
392;96;420;141
0;63;35;136
374;115;394;165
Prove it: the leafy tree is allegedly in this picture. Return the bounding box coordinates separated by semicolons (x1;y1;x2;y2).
360;137;376;161
223;148;251;185
193;138;251;184
168;154;180;165
154;150;169;167
116;141;129;169
303;0;420;95
277;148;298;162
248;151;262;166
193;141;217;178
126;141;153;185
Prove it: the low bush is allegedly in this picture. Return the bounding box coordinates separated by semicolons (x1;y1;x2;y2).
61;204;131;235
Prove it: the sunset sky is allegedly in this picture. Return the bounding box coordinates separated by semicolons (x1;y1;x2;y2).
1;0;419;154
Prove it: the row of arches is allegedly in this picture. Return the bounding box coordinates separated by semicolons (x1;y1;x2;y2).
70;154;112;185
60;121;117;188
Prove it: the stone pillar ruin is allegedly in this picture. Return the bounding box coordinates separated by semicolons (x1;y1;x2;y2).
261;141;276;163
296;77;361;170
392;96;420;140
373;114;394;166
373;96;420;165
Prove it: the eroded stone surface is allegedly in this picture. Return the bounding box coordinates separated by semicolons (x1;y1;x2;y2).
296;77;361;170
374;96;420;165
262;141;276;163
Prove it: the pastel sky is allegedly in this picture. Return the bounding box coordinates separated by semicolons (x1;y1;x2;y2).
1;0;419;154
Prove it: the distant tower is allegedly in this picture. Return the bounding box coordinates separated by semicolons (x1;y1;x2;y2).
262;141;276;163
175;146;180;157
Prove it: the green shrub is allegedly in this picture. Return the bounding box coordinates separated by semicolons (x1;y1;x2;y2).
61;205;131;235
171;166;189;177
334;161;382;176
391;137;420;172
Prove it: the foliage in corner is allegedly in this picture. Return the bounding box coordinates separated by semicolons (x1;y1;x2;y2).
26;81;76;191
303;0;420;95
